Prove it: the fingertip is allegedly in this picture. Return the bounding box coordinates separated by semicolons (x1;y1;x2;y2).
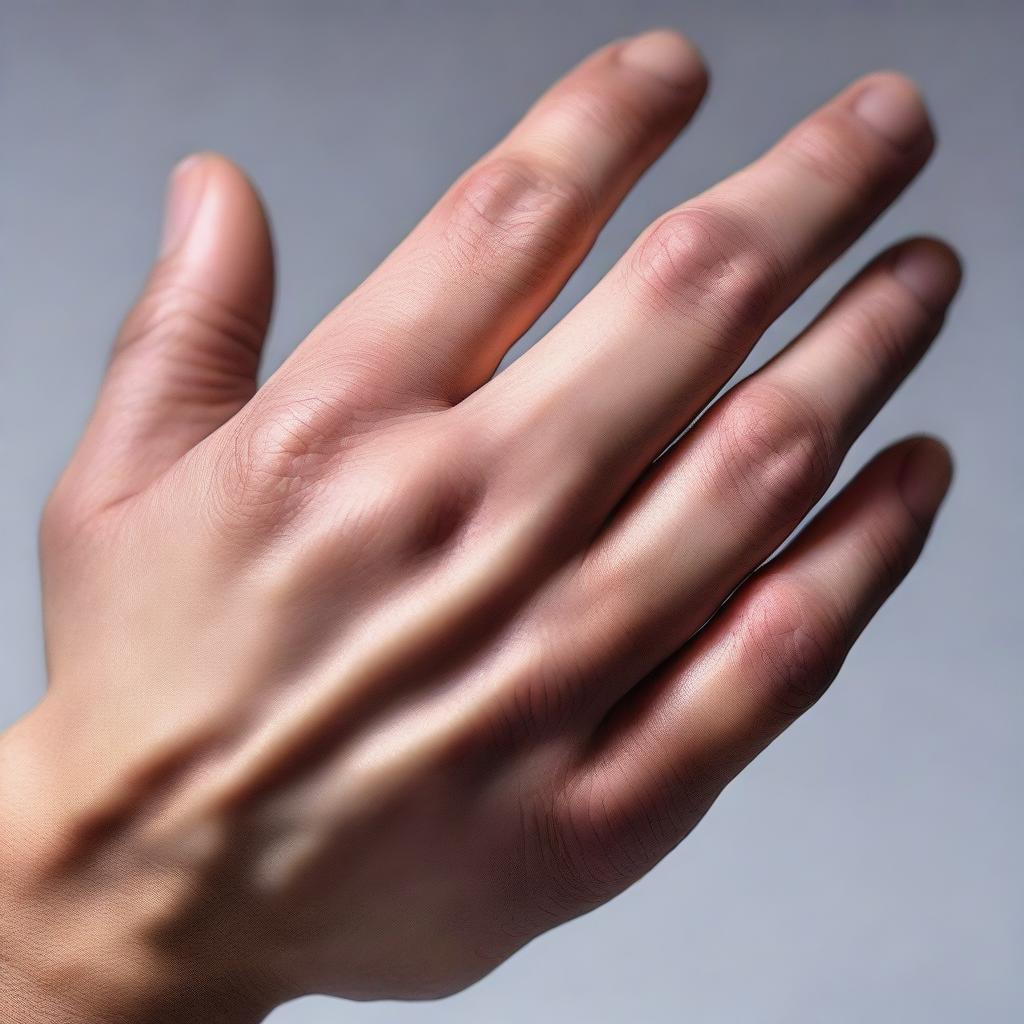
173;151;267;212
895;435;954;527
887;237;963;315
616;28;709;94
159;151;272;288
847;70;934;156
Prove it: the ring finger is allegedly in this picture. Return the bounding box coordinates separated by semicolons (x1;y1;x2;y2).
541;237;960;721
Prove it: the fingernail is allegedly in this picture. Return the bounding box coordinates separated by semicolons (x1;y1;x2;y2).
890;241;962;314
617;29;705;90
160;154;207;257
898;438;953;527
852;74;930;150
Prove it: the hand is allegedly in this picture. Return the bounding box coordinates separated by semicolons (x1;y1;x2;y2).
0;29;958;1023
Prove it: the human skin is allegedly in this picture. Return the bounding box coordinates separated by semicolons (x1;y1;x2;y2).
0;28;961;1023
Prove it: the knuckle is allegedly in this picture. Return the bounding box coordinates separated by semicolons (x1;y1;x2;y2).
739;576;849;719
782;110;888;201
549;764;685;910
213;397;342;524
443;156;595;290
706;383;836;527
490;647;591;748
380;423;489;559
509;784;599;920
627;205;781;342
212;403;486;549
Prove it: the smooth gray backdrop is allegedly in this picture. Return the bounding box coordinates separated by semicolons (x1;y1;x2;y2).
2;2;1021;1021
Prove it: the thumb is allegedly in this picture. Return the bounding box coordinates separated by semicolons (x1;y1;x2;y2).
63;153;275;513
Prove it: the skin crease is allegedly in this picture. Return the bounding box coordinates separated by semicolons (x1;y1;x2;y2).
0;29;962;1024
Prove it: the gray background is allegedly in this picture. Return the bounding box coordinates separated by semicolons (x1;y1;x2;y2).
2;1;1021;1020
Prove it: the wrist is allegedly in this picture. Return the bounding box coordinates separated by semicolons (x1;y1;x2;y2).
0;955;270;1024
0;714;273;1024
0;879;273;1024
